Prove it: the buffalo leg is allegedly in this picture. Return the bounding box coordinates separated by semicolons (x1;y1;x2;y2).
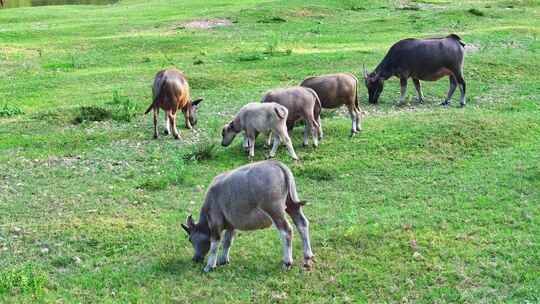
399;77;408;104
303;123;309;147
277;125;298;160
310;119;319;147
355;107;362;133
164;114;171;135
242;134;250;152
268;213;293;269
269;134;281;158
441;76;458;106
456;74;466;107
169;111;180;140
278;220;293;269
347;104;358;136
203;239;220;272
413;79;424;103
247;133;256;160
184;112;193;130
287;206;314;267
152;108;159;139
218;229;235;266
317;115;323;140
266;131;273;147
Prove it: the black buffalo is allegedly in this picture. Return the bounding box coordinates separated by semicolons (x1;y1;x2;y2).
364;34;467;107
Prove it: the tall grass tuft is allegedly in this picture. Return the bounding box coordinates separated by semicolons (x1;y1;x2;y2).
107;91;137;122
182;142;217;162
0;104;24;117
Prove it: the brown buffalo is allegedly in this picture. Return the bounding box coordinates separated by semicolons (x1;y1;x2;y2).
300;73;361;136
144;69;203;139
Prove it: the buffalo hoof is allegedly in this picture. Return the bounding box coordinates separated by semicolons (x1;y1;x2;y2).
282;262;293;271
440;101;450;107
303;255;314;269
217;258;229;266
459;103;466;108
153;134;159;139
163;130;170;135
173;135;180;140
203;265;215;273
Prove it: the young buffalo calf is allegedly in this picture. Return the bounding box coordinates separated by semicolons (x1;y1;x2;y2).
261;86;322;147
144;69;203;139
182;160;314;272
221;102;298;160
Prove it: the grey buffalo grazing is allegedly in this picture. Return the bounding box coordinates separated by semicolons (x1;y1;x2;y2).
364;34;467;107
182;160;314;272
261;86;322;147
300;73;362;136
144;68;203;139
221;102;298;160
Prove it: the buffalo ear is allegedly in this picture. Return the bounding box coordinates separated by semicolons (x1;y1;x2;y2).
231;117;242;132
192;98;203;107
274;107;286;119
187;215;195;228
181;223;191;235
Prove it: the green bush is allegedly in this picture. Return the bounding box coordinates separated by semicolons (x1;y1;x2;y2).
73;106;112;124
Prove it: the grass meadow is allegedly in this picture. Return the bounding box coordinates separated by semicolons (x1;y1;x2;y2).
0;0;539;302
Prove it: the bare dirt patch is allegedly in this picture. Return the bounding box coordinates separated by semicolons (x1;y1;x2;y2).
465;43;480;53
181;19;233;29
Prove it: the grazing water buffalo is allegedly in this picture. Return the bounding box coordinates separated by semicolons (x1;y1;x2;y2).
182;160;314;272
261;86;322;147
221;102;298;160
364;34;467;107
300;73;361;136
144;69;203;139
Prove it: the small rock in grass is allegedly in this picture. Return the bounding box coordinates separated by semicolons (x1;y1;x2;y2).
11;226;23;234
410;239;418;251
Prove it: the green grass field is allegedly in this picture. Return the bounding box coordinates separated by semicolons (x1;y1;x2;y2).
1;0;539;302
